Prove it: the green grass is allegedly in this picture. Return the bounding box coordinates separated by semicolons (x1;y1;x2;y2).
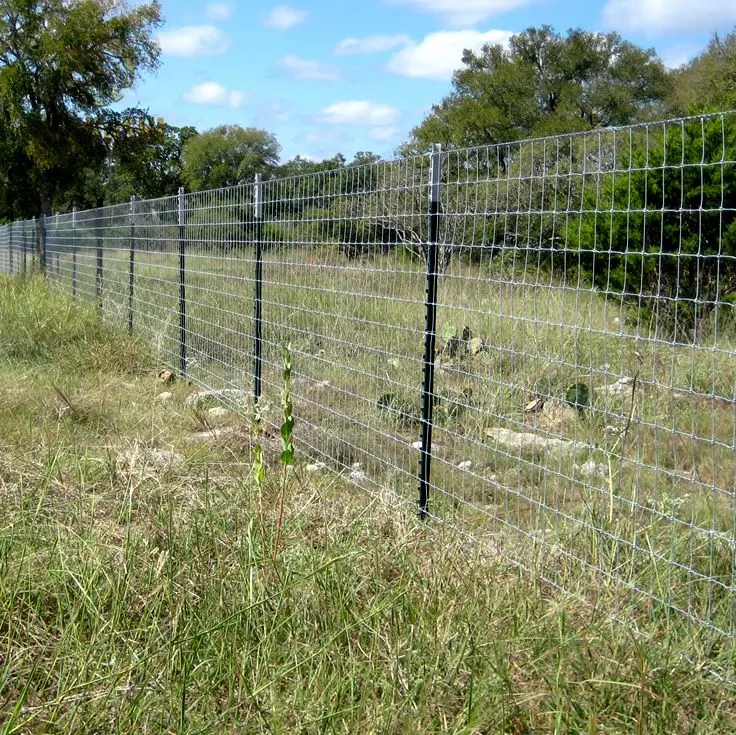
1;276;735;732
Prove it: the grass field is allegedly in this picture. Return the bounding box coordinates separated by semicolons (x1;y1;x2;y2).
1;274;736;732
23;237;735;660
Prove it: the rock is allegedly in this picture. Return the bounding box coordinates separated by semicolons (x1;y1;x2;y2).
600;376;634;397
187;428;228;442
306;461;326;473
412;441;423;450
351;462;362;470
457;461;473;471
468;337;485;356
154;392;173;403
575;459;607;479
485;427;586;456
207;406;230;425
119;446;183;471
157;369;175;385
184;388;251;407
349;469;368;481
531;399;579;433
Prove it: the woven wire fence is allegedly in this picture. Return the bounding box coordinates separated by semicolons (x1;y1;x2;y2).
2;110;736;674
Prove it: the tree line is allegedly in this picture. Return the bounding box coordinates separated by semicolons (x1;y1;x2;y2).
2;2;735;338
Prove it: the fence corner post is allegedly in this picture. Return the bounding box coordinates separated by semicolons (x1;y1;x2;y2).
178;187;187;377
418;143;442;520
253;173;264;405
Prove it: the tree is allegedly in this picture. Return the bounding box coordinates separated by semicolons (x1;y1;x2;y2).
668;29;736;114
181;125;280;191
0;0;162;217
102;122;199;203
401;26;671;154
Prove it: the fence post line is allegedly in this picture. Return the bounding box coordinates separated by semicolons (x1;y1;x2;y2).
95;200;103;318
55;212;60;277
38;215;46;274
178;187;187;377
128;196;136;335
8;221;13;276
71;208;77;297
22;221;27;276
253;173;264;404
418;143;442;520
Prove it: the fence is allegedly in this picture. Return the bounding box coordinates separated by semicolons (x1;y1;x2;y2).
2;111;736;676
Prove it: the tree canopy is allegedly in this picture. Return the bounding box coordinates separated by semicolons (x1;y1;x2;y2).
0;0;162;216
401;26;671;154
181;125;280;192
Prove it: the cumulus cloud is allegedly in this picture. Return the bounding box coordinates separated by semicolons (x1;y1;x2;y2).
157;25;231;57
277;56;342;81
205;2;234;20
263;5;308;30
387;0;533;26
182;82;245;108
387;29;512;81
369;126;401;141
602;0;736;34
319;101;398;126
334;34;412;55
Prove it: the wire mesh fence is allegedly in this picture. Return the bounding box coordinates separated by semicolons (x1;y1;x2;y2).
2;110;735;675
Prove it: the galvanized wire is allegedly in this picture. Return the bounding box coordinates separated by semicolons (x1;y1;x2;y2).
1;110;735;674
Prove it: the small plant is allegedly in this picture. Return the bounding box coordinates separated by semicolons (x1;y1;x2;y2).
273;344;294;561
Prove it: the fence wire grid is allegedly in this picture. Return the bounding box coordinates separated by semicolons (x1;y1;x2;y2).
2;110;736;676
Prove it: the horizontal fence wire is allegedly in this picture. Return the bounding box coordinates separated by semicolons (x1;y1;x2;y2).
2;110;735;677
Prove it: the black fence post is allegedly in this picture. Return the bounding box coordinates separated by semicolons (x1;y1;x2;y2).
418;144;442;520
22;221;27;277
95;199;103;318
128;196;136;335
38;215;46;274
54;213;60;278
178;187;187;376
8;221;13;276
71;209;77;297
253;174;264;404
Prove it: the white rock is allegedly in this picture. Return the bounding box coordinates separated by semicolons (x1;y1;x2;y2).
184;388;250;407
349;470;368;481
306;462;326;473
485;427;586;456
207;406;231;425
575;459;607;479
412;441;423;450
457;461;473;471
600;376;634;397
148;449;183;468
155;392;173;403
351;462;362;470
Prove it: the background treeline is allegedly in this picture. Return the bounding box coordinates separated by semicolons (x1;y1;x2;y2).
2;3;735;338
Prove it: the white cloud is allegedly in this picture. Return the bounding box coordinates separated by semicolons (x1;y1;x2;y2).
334;34;412;55
369;126;401;141
387;29;512;81
157;25;231;57
602;0;736;34
263;5;308;30
205;2;234;20
278;56;342;81
319;101;398;126
182;82;245;108
387;0;533;26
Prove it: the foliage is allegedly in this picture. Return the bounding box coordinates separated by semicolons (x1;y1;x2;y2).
565;116;736;339
182;125;280;191
669;29;736;114
402;26;671;154
0;0;162;217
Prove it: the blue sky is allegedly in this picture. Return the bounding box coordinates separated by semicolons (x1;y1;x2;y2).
120;0;736;163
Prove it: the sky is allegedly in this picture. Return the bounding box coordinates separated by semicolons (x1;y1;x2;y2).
119;0;736;163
